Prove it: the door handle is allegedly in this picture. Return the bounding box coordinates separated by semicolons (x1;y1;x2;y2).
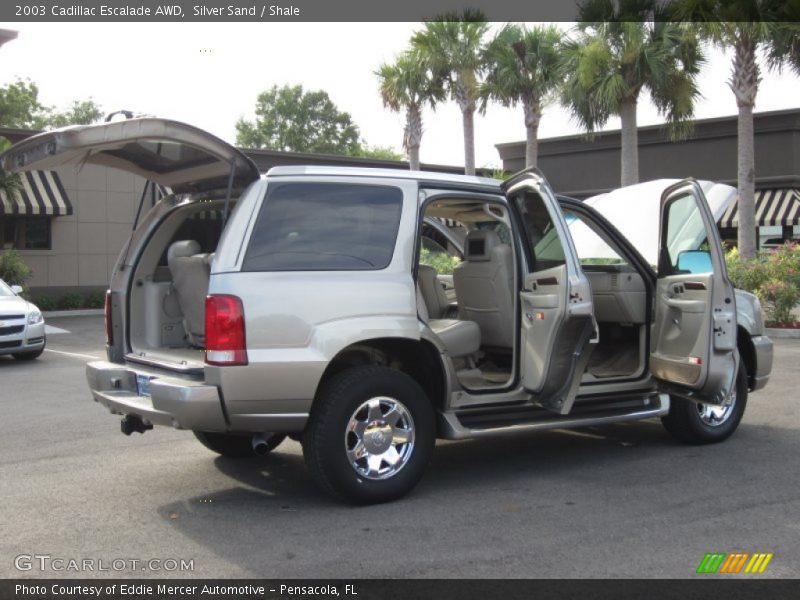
661;294;706;313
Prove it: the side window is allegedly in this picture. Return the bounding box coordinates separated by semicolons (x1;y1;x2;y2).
562;210;628;268
662;194;713;275
243;182;403;271
514;190;566;271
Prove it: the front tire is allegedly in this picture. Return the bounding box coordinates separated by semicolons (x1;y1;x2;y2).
193;431;285;458
661;365;748;445
303;366;436;504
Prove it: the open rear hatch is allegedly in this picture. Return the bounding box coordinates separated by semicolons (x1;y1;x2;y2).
1;118;262;375
0;117;260;195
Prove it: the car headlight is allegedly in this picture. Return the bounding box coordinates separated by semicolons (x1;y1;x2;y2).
27;310;43;325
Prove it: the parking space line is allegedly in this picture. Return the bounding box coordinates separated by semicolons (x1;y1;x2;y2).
45;324;70;335
44;348;102;360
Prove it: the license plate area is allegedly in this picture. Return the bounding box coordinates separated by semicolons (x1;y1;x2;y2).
136;374;154;397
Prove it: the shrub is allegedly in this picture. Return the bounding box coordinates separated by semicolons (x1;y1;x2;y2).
725;242;800;324
759;279;799;325
0;249;32;286
84;290;106;308
32;294;57;311
419;247;460;275
57;292;83;310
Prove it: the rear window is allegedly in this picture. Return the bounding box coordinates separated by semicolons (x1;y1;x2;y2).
242;182;403;271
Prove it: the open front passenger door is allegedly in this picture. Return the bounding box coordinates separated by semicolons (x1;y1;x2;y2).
651;179;738;405
503;171;597;415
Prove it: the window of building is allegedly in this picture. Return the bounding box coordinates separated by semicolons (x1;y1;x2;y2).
0;217;52;250
243;182;403;271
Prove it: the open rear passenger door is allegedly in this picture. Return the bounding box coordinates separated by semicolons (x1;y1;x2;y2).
651;179;738;405
503;170;597;415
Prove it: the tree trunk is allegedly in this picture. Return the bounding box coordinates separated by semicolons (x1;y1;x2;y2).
737;102;757;260
523;98;542;168
408;145;420;171
462;107;476;176
731;38;759;260
454;79;476;176
405;104;423;171
619;99;639;187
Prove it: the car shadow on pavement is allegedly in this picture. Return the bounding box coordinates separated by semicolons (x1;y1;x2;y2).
154;420;684;574
155;417;798;577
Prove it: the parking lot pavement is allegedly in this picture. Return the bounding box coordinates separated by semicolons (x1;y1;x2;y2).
1;315;798;579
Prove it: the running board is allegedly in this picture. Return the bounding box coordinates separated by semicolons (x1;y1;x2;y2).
438;393;669;440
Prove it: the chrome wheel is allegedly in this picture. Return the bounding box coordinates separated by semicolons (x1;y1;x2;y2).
345;396;415;481
696;388;737;427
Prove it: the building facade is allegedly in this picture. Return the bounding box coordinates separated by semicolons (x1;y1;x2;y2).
496;108;800;247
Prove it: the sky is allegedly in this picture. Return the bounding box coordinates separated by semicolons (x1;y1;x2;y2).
2;22;800;169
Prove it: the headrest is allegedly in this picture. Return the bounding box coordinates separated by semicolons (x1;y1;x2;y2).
464;230;502;262
167;240;202;263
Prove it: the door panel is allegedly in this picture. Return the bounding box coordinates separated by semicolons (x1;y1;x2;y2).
652;180;738;405
504;170;596;414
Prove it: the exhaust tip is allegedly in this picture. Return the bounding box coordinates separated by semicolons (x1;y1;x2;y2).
251;433;271;456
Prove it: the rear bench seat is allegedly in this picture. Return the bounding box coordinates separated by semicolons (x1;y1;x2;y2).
416;269;480;358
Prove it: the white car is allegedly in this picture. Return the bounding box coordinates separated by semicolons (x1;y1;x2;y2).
0;279;46;360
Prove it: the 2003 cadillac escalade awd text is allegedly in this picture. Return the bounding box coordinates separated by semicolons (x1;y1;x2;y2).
1;118;773;504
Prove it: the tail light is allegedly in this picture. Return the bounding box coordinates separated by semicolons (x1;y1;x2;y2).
104;290;113;346
205;294;248;366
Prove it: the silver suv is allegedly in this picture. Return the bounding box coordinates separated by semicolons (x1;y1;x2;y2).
2;118;773;504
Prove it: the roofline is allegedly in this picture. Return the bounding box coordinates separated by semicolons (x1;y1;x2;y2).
264;165;503;189
495;107;800;151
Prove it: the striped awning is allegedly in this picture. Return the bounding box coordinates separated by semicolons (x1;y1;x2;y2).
719;188;800;228
0;171;73;216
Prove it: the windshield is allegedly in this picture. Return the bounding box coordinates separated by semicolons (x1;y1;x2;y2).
0;280;16;296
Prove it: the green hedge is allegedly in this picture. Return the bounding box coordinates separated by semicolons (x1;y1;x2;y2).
726;242;800;325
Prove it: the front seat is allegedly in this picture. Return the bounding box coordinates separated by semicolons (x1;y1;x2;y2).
167;240;211;347
452;230;515;349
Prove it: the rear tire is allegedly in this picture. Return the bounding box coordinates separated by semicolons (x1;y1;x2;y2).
193;431;285;458
303;366;436;504
661;365;748;445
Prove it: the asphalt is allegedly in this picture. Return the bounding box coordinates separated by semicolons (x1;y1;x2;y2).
1;316;798;579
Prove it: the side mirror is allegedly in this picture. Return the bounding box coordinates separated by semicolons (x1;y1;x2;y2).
676;250;713;274
10;285;23;295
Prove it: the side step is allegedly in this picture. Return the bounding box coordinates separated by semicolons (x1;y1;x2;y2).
439;393;669;440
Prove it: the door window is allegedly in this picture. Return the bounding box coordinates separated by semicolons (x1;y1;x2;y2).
661;194;712;275
562;209;629;269
514;191;566;271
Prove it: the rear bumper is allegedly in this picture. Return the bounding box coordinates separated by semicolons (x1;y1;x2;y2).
751;334;773;392
86;361;227;431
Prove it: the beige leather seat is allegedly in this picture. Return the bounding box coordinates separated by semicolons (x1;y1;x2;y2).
417;264;450;319
167;240;211;347
452;230;515;349
416;287;480;358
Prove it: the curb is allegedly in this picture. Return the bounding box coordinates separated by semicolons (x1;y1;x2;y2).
765;327;800;339
43;309;104;318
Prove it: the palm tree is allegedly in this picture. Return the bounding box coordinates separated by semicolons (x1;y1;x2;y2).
377;51;445;171
671;0;800;259
561;0;704;187
481;24;564;168
412;12;488;176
